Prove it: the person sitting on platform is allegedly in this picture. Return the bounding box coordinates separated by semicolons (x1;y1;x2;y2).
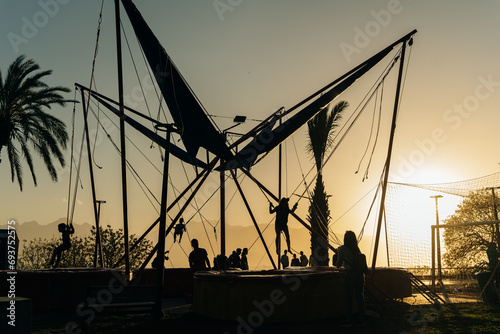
213;254;228;270
280;249;289;269
151;251;169;269
240;248;249;270
291;253;300;266
309;254;317;267
299;251;308;267
49;223;75;268
270;197;297;254
228;250;237;268
188;239;210;272
173;218;187;243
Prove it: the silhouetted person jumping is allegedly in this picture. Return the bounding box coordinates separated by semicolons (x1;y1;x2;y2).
173;218;186;243
49;223;74;268
270;198;297;254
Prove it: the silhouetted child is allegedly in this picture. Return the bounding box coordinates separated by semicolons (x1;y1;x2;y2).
49;223;74;268
151;250;170;269
240;248;249;270
173;218;187;243
228;248;242;268
280;250;289;269
299;251;308;267
213;254;228;270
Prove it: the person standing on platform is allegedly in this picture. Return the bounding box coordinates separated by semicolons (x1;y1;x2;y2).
189;239;210;271
299;251;308;267
336;230;366;327
240;248;249;270
280;249;290;269
291;253;300;266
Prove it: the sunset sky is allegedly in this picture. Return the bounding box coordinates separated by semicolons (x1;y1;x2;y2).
1;1;500;268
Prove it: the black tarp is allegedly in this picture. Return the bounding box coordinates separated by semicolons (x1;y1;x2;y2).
121;0;233;162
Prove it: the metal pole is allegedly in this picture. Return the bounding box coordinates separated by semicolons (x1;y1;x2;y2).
79;88;104;269
433;220;500;229
431;225;436;291
95;200;106;268
155;124;173;318
230;169;277;269
371;37;410;272
383;209;390;267
430;195;443;284
220;159;226;258
114;0;130;278
486;187;500;248
277;113;282;268
132;159;218;280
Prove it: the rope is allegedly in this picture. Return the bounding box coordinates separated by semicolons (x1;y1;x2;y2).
361;83;384;181
283;49;403;242
87;103;162;215
355;82;384;181
67;0;105;230
85;0;105;170
120;20;156;124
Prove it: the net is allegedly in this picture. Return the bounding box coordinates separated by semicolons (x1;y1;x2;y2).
384;172;500;302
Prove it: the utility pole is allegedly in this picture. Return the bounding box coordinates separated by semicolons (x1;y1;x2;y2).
430;195;443;287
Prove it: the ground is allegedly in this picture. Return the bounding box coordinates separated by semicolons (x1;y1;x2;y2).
30;299;500;334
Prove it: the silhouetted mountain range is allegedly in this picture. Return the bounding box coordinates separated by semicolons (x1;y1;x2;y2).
0;218;323;269
0;218;93;243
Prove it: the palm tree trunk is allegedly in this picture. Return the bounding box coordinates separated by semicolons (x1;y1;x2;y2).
309;173;330;266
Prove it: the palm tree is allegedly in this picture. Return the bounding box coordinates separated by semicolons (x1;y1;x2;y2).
306;101;348;266
0;55;72;190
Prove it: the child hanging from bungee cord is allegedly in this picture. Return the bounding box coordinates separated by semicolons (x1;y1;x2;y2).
49;222;75;268
269;197;297;255
173;218;187;243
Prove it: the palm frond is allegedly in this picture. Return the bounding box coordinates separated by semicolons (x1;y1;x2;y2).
306;101;348;171
0;55;71;190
